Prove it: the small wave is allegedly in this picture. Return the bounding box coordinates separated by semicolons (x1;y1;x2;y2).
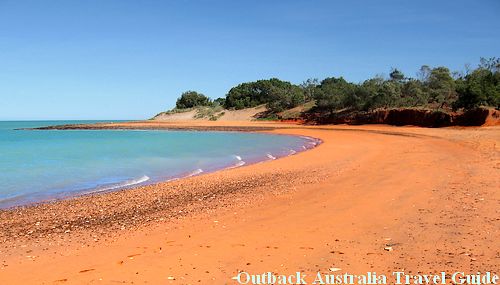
302;145;307;150
227;160;246;169
226;155;246;169
86;175;150;195
288;149;297;156
300;135;322;147
186;168;204;177
266;153;276;160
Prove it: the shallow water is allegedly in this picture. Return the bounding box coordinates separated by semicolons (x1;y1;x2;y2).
0;121;319;208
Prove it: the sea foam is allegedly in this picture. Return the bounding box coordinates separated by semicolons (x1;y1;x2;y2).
266;153;276;160
85;175;150;195
186;168;204;177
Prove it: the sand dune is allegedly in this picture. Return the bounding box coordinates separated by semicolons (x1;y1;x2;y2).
152;105;267;121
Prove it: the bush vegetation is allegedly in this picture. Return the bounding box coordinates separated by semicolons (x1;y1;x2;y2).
310;58;499;113
224;78;304;113
193;105;225;121
175;91;211;109
168;58;499;119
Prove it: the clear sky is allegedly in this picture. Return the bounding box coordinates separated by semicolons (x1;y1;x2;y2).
1;0;499;120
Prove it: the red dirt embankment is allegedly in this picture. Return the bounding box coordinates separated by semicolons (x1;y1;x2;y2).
305;107;500;127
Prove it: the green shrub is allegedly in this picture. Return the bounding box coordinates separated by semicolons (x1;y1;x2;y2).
176;91;211;109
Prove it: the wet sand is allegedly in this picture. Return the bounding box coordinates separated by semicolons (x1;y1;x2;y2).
0;122;498;284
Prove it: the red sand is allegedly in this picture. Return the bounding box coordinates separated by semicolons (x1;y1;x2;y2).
0;123;498;284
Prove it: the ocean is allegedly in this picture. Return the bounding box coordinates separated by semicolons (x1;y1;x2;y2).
0;121;319;209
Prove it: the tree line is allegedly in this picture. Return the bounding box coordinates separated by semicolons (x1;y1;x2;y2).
173;57;499;114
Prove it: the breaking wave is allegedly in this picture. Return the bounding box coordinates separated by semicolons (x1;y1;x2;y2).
186;168;204;177
226;155;246;169
266;153;276;160
85;175;150;195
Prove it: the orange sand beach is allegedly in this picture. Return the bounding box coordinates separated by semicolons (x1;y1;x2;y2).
0;121;499;284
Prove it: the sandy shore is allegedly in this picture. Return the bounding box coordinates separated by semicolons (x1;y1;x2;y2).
0;122;499;284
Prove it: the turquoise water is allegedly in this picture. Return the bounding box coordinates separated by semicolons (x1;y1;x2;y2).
0;121;319;209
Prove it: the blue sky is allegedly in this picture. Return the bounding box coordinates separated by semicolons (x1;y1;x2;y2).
1;0;499;120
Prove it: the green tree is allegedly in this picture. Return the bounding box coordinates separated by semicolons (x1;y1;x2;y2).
355;77;405;110
356;77;384;110
314;77;356;111
300;78;319;101
266;85;304;113
417;65;432;82
389;68;405;83
453;65;500;110
479;57;500;72
401;79;428;107
378;80;402;108
175;91;211;109
427;67;457;108
225;78;304;112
